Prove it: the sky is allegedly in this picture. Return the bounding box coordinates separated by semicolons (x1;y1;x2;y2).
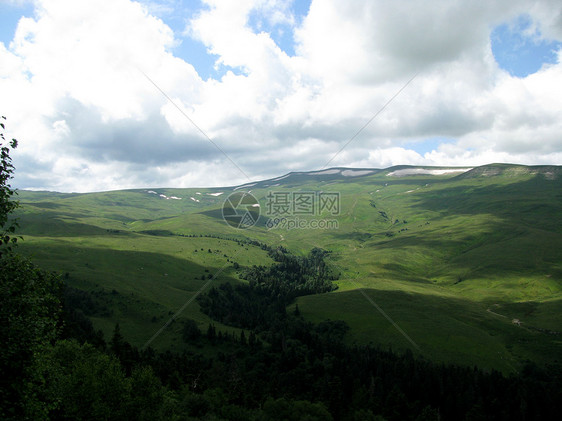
0;0;561;192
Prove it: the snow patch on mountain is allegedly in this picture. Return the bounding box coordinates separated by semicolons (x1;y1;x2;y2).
342;169;374;177
308;169;341;175
234;183;256;191
387;168;472;177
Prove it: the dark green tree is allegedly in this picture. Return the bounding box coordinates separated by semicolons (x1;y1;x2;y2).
0;255;62;419
0;123;63;418
110;323;125;356
182;319;201;342
127;366;165;420
0;116;19;257
262;397;333;421
206;323;216;343
43;340;131;419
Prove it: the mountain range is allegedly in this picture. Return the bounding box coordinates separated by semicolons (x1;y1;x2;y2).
14;163;562;373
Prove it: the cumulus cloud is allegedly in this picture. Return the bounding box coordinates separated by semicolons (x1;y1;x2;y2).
0;0;561;192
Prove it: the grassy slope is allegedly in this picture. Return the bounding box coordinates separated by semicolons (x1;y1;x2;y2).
13;166;562;372
15;188;274;349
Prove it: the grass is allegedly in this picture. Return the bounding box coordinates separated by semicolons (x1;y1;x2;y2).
17;228;273;349
13;165;562;371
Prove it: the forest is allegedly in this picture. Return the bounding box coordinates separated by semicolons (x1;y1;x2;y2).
2;130;562;420
3;249;562;420
197;246;338;329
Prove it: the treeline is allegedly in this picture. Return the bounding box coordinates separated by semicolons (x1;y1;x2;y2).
197;247;337;329
64;302;562;420
189;246;562;420
3;243;562;419
139;231;275;252
243;246;338;297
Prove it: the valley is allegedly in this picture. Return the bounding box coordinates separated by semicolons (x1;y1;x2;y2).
14;164;562;373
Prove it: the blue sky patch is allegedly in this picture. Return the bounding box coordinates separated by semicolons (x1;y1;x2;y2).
248;10;295;56
491;15;561;77
0;1;35;47
405;137;456;155
143;0;245;80
247;0;310;57
172;37;247;80
172;36;224;80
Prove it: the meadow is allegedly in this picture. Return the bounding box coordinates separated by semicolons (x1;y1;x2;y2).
14;164;562;372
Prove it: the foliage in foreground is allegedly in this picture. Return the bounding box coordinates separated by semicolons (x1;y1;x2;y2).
0;117;19;256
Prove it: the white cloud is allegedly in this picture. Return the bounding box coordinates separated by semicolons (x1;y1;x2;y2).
0;0;561;192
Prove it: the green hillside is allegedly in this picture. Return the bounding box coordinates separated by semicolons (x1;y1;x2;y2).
14;164;562;372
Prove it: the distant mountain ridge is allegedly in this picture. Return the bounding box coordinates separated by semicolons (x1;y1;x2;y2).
458;163;561;180
231;163;560;191
19;164;560;195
